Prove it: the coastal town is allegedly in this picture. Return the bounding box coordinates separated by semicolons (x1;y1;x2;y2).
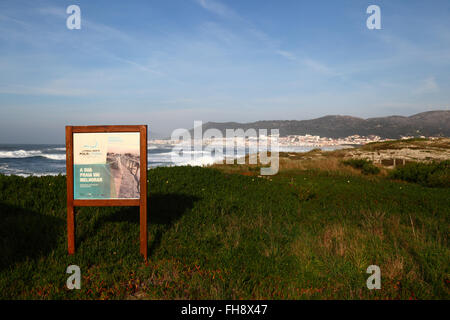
149;133;430;148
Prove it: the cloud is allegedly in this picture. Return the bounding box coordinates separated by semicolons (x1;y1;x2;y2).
415;77;439;95
194;0;299;63
275;50;296;61
275;50;339;76
302;58;338;76
193;0;340;77
0;13;30;27
194;0;238;19
110;56;164;76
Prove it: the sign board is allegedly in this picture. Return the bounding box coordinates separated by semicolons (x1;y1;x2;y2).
66;125;148;260
73;132;141;199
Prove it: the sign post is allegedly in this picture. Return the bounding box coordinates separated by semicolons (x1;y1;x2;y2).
65;125;148;260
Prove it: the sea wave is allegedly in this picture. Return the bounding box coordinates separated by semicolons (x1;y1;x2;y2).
0;150;66;160
42;154;66;160
2;172;62;177
182;155;222;166
0;150;42;158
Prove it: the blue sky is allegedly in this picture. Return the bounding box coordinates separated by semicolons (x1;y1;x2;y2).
0;0;449;143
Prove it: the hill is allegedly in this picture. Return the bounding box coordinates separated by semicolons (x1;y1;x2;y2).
191;110;450;138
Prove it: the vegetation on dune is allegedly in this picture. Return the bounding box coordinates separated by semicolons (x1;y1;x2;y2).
389;160;450;188
342;159;381;175
362;137;450;151
0;161;449;300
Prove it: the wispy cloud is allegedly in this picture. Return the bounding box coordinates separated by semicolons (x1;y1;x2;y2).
275;50;296;61
194;0;239;19
0;13;30;27
302;58;339;76
274;51;338;76
193;0;344;80
108;56;164;76
415;77;439;95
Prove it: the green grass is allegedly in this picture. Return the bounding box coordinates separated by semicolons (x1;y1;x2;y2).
0;166;449;299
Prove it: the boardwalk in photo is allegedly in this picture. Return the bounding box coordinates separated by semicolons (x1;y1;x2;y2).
107;153;140;198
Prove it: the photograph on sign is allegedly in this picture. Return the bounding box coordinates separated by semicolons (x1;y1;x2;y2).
73;132;140;199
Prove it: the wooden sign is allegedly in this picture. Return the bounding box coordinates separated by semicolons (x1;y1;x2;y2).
65;125;148;260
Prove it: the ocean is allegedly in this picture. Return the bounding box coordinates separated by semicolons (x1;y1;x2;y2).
0;143;343;177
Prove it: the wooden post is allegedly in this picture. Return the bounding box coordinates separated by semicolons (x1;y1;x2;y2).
66;126;75;254
139;126;148;261
67;206;75;254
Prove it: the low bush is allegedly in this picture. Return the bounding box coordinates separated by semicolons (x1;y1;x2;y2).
388;160;450;188
342;159;380;175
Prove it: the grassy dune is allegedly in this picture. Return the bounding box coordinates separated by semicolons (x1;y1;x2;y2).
0;159;449;299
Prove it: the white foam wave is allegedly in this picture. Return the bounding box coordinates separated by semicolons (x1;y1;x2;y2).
0;150;42;158
182;155;221;166
42;154;66;160
0;149;66;160
3;172;62;177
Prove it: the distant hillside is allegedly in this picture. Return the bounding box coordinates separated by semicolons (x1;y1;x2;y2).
190;110;450;139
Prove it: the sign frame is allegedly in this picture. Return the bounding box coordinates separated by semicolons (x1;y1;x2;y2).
65;125;148;260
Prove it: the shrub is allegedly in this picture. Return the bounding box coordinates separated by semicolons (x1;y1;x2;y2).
388;160;450;188
342;159;380;175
